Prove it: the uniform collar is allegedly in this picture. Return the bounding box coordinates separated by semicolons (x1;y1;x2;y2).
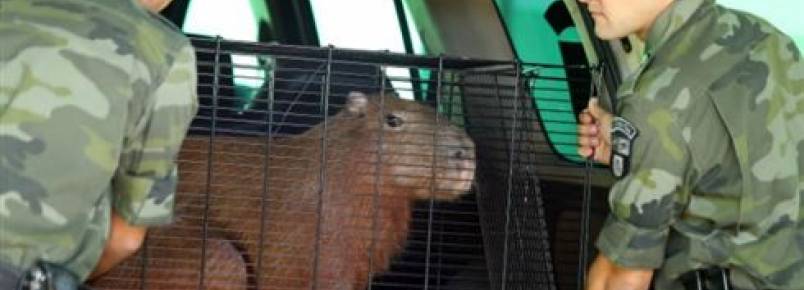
644;0;710;58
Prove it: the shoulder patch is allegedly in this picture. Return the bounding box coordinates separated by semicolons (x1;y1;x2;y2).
611;116;639;178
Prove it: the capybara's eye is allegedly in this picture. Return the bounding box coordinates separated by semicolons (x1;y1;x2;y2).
385;114;404;128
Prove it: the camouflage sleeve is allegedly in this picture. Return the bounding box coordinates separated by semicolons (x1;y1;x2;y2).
595;97;693;269
112;43;198;226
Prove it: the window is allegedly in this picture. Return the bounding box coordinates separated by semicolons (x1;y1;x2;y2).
182;0;271;111
309;0;425;99
183;0;264;42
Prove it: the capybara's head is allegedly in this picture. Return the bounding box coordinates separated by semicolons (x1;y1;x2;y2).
329;91;476;200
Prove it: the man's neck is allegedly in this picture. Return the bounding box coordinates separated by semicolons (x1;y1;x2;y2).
636;27;651;41
636;0;675;41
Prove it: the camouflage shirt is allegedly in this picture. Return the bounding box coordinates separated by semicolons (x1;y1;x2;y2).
594;0;804;289
0;0;197;281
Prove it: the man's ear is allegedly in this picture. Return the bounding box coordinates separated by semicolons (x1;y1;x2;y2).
345;91;369;117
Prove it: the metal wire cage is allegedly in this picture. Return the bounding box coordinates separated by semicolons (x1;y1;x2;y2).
88;36;596;290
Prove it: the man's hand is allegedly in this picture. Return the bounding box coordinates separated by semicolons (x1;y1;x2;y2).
577;98;613;165
587;254;653;290
88;211;147;280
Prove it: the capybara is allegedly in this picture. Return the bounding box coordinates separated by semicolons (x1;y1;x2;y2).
91;91;476;290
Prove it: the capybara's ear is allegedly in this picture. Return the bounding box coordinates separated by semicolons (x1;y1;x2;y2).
346;91;369;117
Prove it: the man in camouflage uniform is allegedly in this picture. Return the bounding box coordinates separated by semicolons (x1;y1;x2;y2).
0;0;197;288
576;0;804;289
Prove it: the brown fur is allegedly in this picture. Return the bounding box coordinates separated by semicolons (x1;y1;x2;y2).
91;93;475;290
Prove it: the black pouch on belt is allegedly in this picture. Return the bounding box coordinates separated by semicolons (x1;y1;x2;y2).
0;261;22;290
15;261;93;290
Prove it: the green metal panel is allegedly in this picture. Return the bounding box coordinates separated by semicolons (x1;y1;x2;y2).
495;0;584;161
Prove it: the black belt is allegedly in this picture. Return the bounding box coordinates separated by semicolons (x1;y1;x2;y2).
680;267;733;290
0;261;91;290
